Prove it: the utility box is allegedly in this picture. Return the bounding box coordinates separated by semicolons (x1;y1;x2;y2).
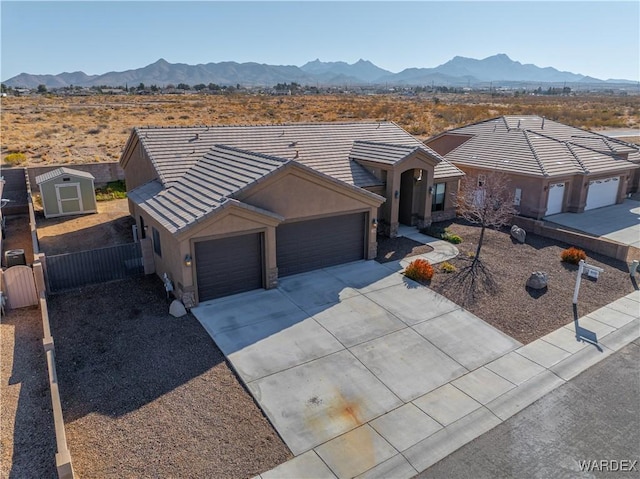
5;249;26;267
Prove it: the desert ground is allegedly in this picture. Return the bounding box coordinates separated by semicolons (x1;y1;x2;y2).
2;93;639;166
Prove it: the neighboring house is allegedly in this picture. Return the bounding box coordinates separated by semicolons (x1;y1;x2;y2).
119;122;463;304
426;115;640;220
35;167;97;218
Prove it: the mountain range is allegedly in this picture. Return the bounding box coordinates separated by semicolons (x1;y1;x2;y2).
3;54;636;89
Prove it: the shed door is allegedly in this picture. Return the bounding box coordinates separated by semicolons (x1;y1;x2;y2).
276;212;366;277
195;233;263;302
585;177;619;211
546;183;565;216
55;183;83;215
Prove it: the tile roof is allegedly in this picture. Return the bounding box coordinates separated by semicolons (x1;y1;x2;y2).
128;144;385;235
349;141;420;165
436;116;640;177
128;145;289;234
346;140;462;180
132;121;462;189
35;167;95;184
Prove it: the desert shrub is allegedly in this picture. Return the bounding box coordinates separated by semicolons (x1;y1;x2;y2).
420;225;462;244
443;232;462;244
441;261;457;273
404;258;434;282
95;180;127;201
561;247;587;265
4;152;26;165
86;128;101;135
421;225;446;238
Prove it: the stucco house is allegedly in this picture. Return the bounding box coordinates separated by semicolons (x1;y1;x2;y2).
426;115;640;220
119;122;463;304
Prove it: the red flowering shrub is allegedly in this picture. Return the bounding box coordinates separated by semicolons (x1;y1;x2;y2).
404;258;434;282
561;247;587;265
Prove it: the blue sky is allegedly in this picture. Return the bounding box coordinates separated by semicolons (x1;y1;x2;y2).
1;1;638;82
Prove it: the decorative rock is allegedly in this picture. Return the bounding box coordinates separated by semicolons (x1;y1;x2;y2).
169;299;188;318
511;225;526;243
526;271;548;290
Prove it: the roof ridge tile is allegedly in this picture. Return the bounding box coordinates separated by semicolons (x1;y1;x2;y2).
522;130;549;176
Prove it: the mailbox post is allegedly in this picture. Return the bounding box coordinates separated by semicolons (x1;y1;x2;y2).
573;259;604;305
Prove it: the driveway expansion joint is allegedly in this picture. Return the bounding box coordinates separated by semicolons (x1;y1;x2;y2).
192;262;639;479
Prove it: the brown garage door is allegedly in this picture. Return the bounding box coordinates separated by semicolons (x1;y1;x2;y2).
195;233;263;301
276;212;366;277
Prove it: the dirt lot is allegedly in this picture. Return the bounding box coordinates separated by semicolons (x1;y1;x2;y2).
47;276;292;478
387;220;637;345
35;198;134;255
0;306;57;479
2;94;637;167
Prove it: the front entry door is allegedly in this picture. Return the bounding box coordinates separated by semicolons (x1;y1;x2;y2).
398;170;415;225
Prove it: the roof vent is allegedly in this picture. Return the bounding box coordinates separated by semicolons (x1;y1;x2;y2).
289;141;298;147
542;116;545;129
517;119;521;129
294;150;299;159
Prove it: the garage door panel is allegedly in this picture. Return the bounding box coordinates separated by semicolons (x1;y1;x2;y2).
277;213;365;277
585;177;619;211
546;183;565;216
195;233;263;301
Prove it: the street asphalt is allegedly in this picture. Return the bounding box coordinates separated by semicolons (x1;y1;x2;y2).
418;339;640;479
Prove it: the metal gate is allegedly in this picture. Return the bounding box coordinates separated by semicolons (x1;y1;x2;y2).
1;265;38;309
46;242;144;293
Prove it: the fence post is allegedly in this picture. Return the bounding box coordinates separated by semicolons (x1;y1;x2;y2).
33;261;47;298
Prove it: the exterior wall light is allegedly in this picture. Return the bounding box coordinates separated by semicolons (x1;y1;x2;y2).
184;254;192;267
372;218;378;226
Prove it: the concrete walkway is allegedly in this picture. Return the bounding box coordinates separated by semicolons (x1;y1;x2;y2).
544;199;640;248
382;225;459;270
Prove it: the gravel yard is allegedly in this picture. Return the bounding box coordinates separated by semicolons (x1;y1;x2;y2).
35;198;135;255
47;276;292;478
0;306;57;478
392;220;636;345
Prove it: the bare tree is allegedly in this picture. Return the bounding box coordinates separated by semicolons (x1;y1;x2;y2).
449;171;518;303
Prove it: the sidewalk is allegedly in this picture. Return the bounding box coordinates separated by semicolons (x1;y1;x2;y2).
255;291;639;479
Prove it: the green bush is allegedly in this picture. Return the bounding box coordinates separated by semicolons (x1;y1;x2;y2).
95;180;127;201
4;152;26;165
443;232;462;244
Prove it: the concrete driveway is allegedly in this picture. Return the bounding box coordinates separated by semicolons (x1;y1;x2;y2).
192;260;521;473
544;199;640;248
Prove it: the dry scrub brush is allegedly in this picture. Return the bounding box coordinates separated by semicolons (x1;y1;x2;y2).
1;93;638;166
